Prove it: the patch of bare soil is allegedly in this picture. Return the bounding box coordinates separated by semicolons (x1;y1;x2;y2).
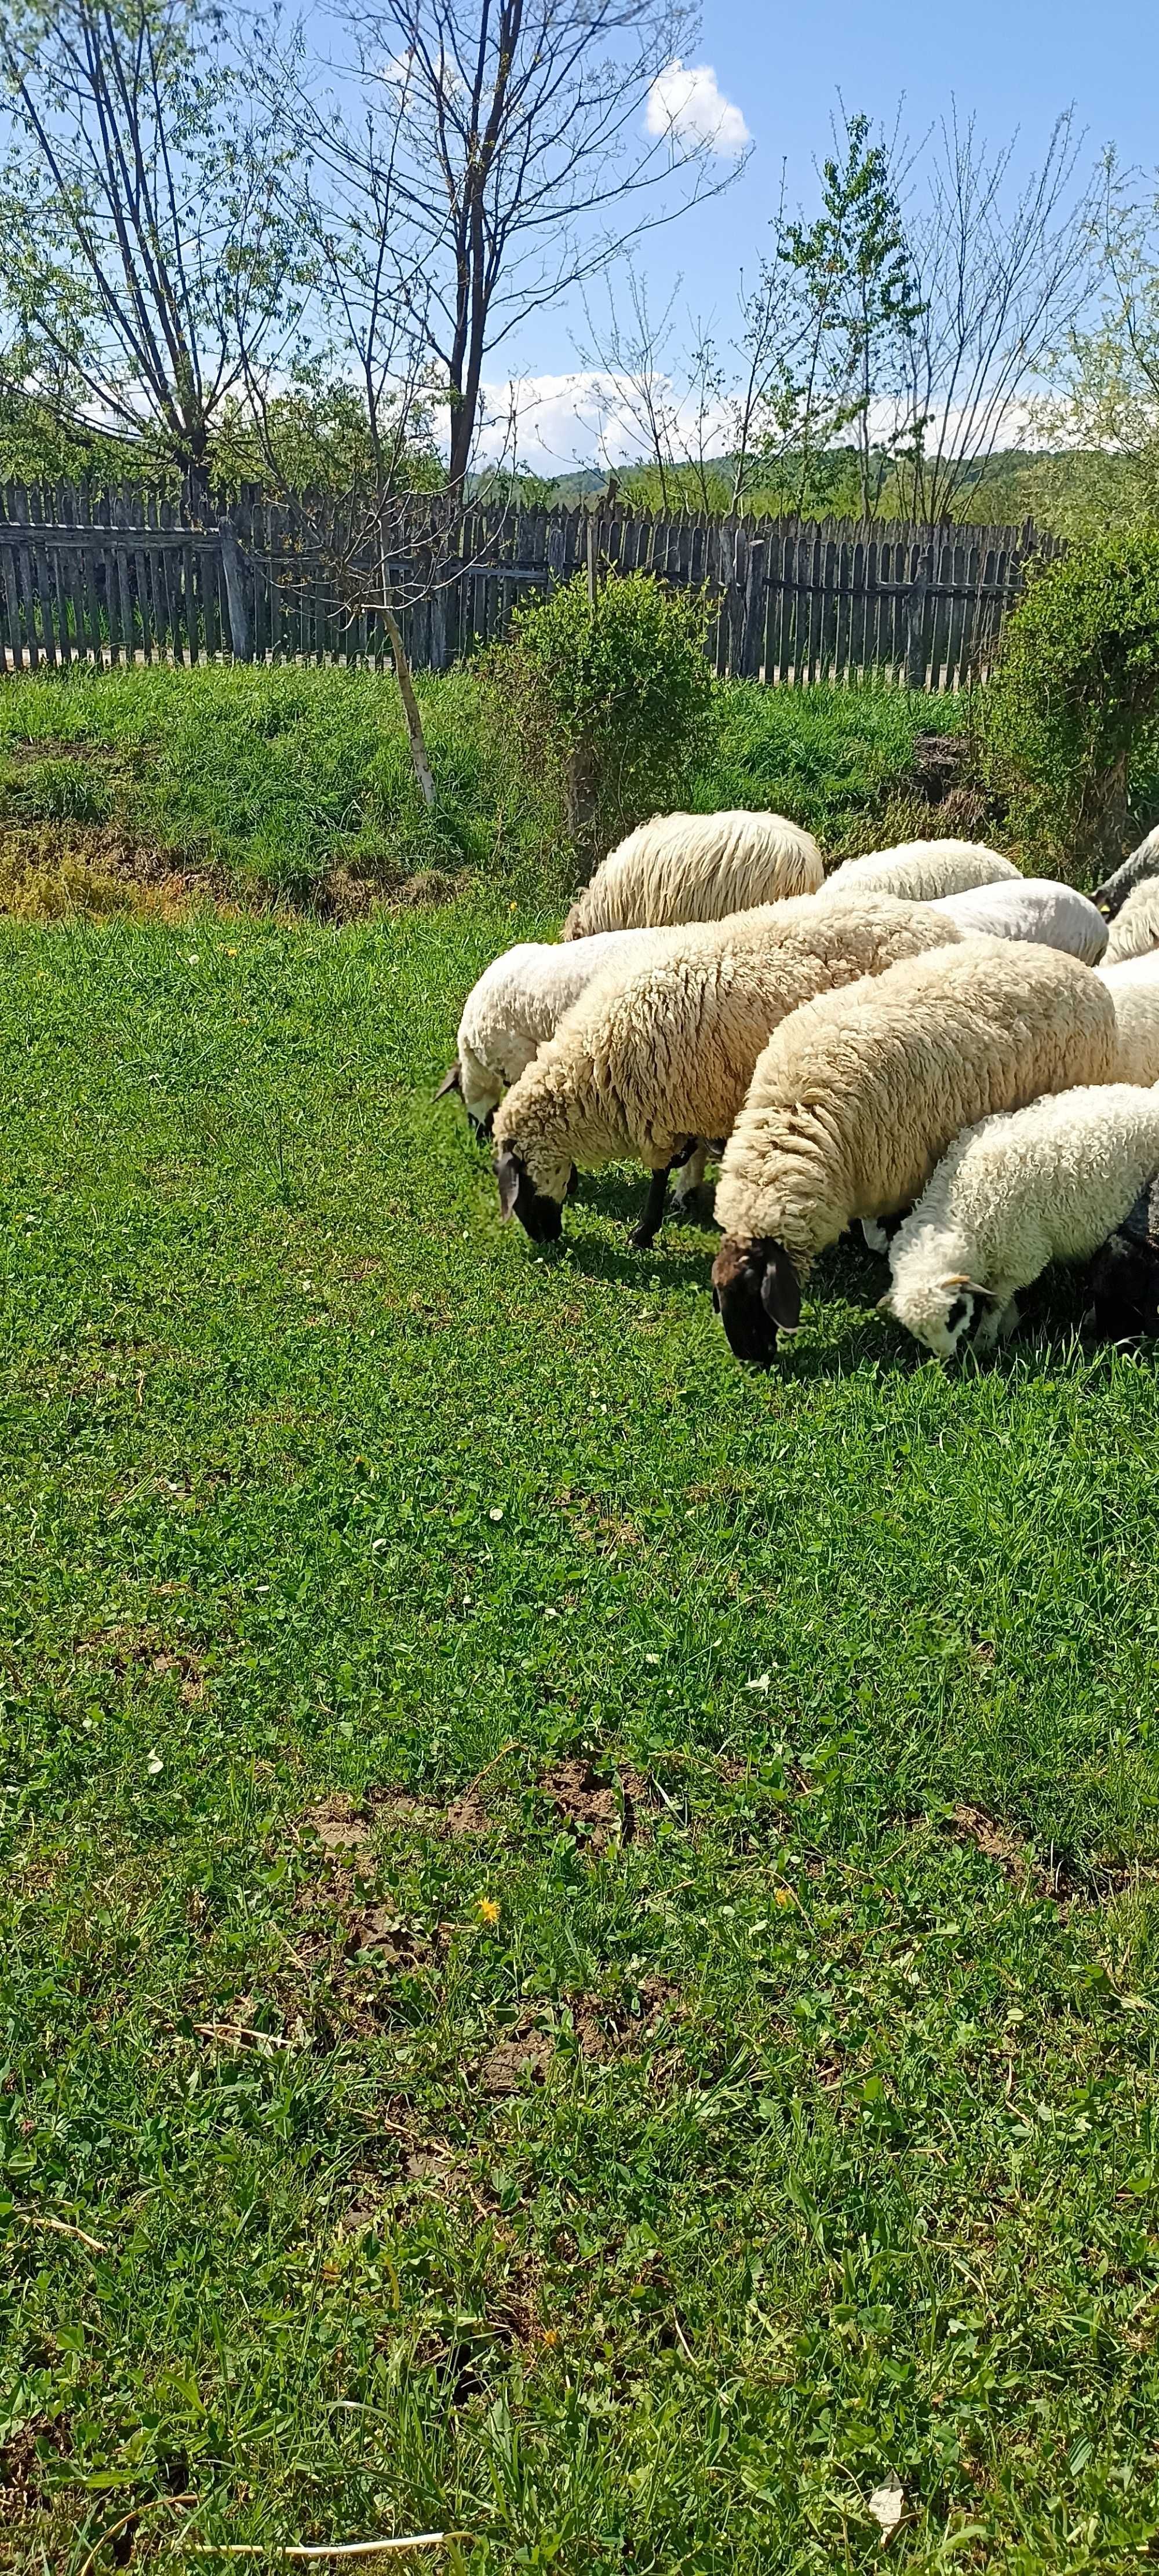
76;1621;206;1705
0;2415;71;2519
946;1804;1080;1903
537;1756;654;1851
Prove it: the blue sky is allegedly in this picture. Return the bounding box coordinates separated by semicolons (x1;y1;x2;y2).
478;0;1157;466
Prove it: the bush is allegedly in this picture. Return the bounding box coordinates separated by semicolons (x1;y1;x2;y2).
983;534;1159;871
496;567;714;869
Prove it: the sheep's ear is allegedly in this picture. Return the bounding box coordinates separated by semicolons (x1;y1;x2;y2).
759;1246;801;1331
495;1150;523;1223
435;1061;462;1100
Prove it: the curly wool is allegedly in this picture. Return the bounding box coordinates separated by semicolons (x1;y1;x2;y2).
1104;880;1159;965
561;809;823;939
885;1084;1159;1357
819;838;1020;904
451;928;662;1124
1097;955;1159;1085
493;894;964;1202
929;877;1107;963
1094;822;1159;921
715;939;1118;1271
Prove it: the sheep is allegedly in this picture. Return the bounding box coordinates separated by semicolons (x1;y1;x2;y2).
1104;880;1159;965
561;810;823;940
436;928;661;1133
1088;1174;1159;1342
710;939;1118;1368
928;877;1107;964
491;894;967;1250
1092;821;1159;922
1096;956;1159;1085
818;838;1020;904
881;1085;1159;1360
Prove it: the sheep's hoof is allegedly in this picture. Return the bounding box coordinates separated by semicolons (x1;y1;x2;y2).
629;1223;659;1251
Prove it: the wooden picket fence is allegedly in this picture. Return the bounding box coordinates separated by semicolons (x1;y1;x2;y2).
0;484;1063;691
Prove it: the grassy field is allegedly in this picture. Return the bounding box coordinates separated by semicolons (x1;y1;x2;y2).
3;890;1159;2574
0;665;968;913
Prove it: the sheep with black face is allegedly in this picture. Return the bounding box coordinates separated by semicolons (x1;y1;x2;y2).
1093;821;1159;922
710;939;1118;1369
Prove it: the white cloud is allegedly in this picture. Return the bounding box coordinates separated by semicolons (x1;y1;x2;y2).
471;371;732;472
646;59;750;160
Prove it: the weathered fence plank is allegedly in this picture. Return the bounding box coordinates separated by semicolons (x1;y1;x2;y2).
0;483;1062;687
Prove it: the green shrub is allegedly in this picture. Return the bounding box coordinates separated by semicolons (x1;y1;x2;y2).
983;534;1159;871
497;567;714;867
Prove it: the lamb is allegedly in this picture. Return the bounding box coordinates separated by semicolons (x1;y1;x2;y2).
491;894;966;1250
1088;1174;1159;1342
436;928;661;1133
1096;956;1159;1085
1104;880;1159;965
928;877;1107;964
561;809;823;940
881;1085;1159;1360
710;939;1118;1367
818;838;1020;904
1092;822;1159;921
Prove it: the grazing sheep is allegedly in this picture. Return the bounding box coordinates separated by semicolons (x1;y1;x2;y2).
882;1085;1159;1360
928;877;1107;964
1097;956;1159;1085
819;838;1020;904
1104;880;1159;965
436;928;661;1133
710;940;1117;1367
1088;1174;1159;1341
491;895;964;1250
1092;822;1159;921
561;810;823;940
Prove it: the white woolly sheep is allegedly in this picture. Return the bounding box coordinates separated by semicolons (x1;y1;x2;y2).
1104;880;1159;965
928;877;1107;964
1096;956;1159;1085
1093;822;1159;921
561;809;823;940
819;838;1020;904
491;894;965;1250
437;928;661;1133
882;1085;1159;1361
710;939;1118;1367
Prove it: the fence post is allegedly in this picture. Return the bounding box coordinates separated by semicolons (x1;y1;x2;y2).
905;544;931;692
219;523;252;661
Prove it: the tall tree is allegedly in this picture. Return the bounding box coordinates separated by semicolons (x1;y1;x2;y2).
0;0;302;485
280;0;744;492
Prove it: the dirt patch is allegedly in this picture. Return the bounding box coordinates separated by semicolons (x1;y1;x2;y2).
3;735;122;765
0;2415;71;2517
479;2023;556;2095
316;863;458;921
537;1756;654;1851
946;1804;1078;1903
301;1792;376;1854
444;1787;493;1835
563;1976;683;2063
76;1622;206;1705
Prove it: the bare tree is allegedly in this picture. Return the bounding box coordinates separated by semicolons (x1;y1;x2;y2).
895;106;1099;523
0;0;303;486
276;0;745;494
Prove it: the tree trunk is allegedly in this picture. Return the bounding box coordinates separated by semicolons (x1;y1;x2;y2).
382;600;436;810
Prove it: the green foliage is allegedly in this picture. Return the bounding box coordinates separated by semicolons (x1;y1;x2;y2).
500;568;715;858
984;533;1159;866
3;905;1159;2568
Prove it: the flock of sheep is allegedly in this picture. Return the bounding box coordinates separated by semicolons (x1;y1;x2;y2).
437;808;1159;1369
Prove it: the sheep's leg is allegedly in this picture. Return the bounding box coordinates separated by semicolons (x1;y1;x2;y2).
672;1143;708;1206
974;1291;1020;1356
630;1165;672;1250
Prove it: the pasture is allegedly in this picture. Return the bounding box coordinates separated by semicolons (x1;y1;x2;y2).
3;890;1159;2572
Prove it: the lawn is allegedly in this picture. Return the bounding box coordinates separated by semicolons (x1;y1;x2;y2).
0;665;967;912
3;892;1159;2574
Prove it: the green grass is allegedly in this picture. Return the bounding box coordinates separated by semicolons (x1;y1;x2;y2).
0;666;967;905
3;897;1159;2573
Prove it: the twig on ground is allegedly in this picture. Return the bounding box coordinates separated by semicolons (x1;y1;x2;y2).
185;2538;461;2560
16;2208;108;2253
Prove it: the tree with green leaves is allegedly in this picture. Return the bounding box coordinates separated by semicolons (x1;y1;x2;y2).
777;109;922;517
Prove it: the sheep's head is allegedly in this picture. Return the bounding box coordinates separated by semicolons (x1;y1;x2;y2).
711;1235;801;1367
1089;1185;1159;1341
494;1147;564;1242
881;1268;992;1361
